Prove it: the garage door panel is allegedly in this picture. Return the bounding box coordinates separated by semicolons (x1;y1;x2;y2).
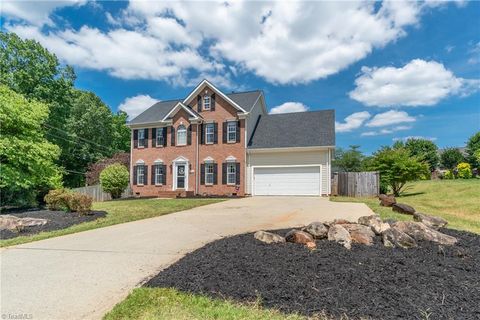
254;166;320;196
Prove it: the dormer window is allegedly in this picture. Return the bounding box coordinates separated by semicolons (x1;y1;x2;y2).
203;95;211;110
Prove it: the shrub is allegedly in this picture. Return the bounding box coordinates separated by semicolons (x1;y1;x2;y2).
456;163;472;179
100;164;130;199
44;188;71;210
443;170;455;180
44;189;92;214
65;193;93;215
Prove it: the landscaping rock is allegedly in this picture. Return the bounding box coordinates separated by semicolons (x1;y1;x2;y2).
393;221;457;245
382;228;417;249
392;203;416;215
357;214;390;235
305;241;317;250
254;231;285;244
379;194;396;207
303;222;329;239
285;230;314;245
413;212;448;230
332;218;351;225
0;215;47;231
342;223;375;245
327;224;352;249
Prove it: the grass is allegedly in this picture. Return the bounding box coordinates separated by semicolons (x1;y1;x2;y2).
331;179;480;234
104;288;310;320
0;198;223;247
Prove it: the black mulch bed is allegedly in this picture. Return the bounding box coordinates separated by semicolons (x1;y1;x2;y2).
1;210;107;239
146;228;480;320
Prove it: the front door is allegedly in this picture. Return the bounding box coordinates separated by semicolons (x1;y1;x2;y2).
176;165;186;189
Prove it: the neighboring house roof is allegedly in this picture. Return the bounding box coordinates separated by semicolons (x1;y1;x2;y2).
248;110;335;149
128;91;262;125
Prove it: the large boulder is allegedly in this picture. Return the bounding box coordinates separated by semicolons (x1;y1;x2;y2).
254;231;285;244
357;215;390;235
392;203;416;215
413;213;448;230
332;218;351;225
342;223;375;246
379;194;396;207
0;215;47;231
327;224;352;249
393;221;457;245
303;222;329;239
382;228;417;249
285;229;314;245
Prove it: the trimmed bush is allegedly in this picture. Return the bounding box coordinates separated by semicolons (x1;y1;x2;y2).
457;163;472;179
65;193;93;215
44;189;92;214
44;188;70;210
443;170;455;180
100;164;130;199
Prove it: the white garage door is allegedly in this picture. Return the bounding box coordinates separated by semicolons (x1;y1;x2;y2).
253;166;321;196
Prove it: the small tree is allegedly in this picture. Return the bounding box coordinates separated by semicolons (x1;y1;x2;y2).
440;148;465;169
402;138;439;171
466;132;480;169
365;147;429;196
456;162;472;179
100;164;130;199
333;145;364;172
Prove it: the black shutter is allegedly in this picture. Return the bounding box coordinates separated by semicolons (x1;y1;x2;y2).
133;165;137;185
222;122;227;143
133;130;138;148
236;121;241;143
144;129;149;148
187;125;192;145
235;162;240;185
161;165;167;185
170;126;175;146
197;95;202;112
211;93;216;111
213;123;218;144
144;165;148;185
162;128;167;146
200;124;204;144
151;165;156;185
152;128;157;147
200;164;205;185
213;163;218;185
222;163;227;185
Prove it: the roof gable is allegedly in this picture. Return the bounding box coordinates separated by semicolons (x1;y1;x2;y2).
162;102;201;121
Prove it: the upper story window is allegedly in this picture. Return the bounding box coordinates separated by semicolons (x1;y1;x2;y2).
138;129;146;147
177;125;187;146
203;95;211;110
205;123;214;144
227;163;236;185
227;121;237;143
156;128;164;146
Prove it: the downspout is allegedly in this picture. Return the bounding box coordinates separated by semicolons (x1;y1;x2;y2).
244;118;248;195
129;129;133;193
196;123;199;195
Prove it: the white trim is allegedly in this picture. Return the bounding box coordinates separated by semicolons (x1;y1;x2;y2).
154;159;164;164
173;158;189;191
225;155;237;162
127;121;171;128
226;162;236;185
135;159;145;164
204;162;214;185
247;146;335;153
203;156;214;162
176;124;187;146
226;121;237;143
130;130;133;187
183;79;247;113
162;102;200;121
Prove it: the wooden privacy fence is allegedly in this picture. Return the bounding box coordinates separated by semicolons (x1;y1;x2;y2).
72;185;132;202
331;171;379;197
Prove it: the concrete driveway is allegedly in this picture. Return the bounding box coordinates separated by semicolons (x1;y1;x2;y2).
1;197;373;320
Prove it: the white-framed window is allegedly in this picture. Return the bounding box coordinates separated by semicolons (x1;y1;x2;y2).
138;129;145;147
227;163;236;185
203;95;211;110
156;128;164;146
137;165;145;185
227;121;237;143
155;165;164;185
177;125;187;146
205;163;214;185
205;123;214;144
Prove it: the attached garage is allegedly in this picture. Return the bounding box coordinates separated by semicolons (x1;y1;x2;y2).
253;166;321;196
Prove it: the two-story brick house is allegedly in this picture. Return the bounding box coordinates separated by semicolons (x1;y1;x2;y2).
128;80;335;197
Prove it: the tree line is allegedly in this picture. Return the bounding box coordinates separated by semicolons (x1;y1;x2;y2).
0;32;130;206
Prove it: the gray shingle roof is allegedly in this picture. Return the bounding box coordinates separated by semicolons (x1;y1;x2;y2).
248;110;335;149
128;91;262;125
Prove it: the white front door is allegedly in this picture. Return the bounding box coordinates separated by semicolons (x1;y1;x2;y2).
253;166;321;196
173;160;189;191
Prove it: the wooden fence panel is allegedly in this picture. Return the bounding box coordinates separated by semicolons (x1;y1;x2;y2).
72;185;132;202
332;172;379;197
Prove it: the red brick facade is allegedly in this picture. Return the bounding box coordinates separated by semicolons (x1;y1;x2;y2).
130;86;246;197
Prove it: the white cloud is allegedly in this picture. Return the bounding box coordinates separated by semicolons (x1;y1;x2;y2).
349;59;479;107
269;102;309;114
393;136;437;141
366;110;416;127
335;111;371;133
119;94;159;119
361;125;412;136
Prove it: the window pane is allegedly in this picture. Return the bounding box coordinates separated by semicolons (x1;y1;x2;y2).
205;163;214;184
227;122;236;142
138;129;145;147
206;123;214;144
227;163;236;184
177;125;187;145
156;128;163;146
137;165;145;184
204;96;210;109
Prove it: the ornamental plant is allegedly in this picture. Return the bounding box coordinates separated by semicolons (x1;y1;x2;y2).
100;164;130;199
456;162;472;179
443;170;455;180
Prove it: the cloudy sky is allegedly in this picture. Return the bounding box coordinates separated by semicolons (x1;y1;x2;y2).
2;0;479;153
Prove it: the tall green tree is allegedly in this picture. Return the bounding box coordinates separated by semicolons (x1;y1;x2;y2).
333;145;364;172
111;111;131;152
0;86;62;205
440;148;465;169
395;138;439;171
466;132;480;168
365;147;429;196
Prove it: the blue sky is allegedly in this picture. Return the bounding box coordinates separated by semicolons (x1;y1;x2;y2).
2;1;479;153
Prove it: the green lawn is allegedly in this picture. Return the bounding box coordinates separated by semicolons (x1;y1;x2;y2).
331;179;480;234
104;288;309;320
1;198;223;247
